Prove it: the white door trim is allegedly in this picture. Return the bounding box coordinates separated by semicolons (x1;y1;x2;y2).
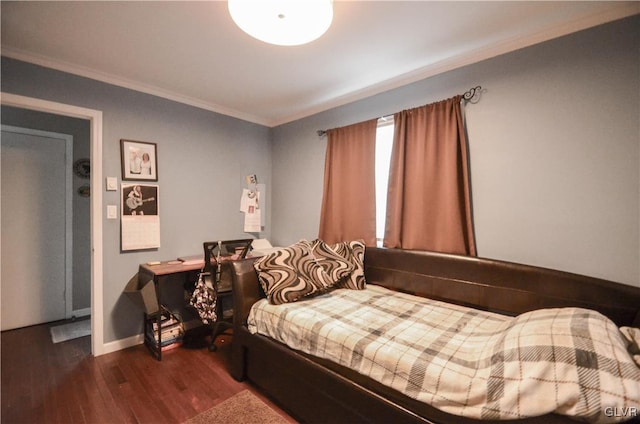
1;124;74;320
1;92;105;356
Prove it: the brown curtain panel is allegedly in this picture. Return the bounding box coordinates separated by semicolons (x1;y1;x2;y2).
383;95;476;255
319;119;378;246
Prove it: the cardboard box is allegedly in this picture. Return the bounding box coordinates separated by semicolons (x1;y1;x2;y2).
124;272;159;314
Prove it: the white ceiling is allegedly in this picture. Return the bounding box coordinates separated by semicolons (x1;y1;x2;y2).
2;1;638;127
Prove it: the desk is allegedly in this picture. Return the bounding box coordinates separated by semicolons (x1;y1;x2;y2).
138;260;205;360
139;260;204;278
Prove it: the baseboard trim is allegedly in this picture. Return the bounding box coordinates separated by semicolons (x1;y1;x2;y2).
72;307;91;318
101;333;143;355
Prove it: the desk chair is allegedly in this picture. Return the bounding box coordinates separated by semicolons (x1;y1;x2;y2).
202;239;252;351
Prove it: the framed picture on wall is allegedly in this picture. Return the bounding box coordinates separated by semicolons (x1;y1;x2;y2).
121;139;158;181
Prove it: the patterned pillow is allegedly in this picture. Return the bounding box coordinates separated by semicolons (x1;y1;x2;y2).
310;239;355;285
253;240;339;305
329;240;367;290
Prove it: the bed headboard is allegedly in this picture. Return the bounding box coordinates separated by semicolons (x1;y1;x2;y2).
364;247;640;327
230;247;640;328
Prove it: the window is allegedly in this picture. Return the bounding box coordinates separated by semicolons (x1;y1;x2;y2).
375;119;394;245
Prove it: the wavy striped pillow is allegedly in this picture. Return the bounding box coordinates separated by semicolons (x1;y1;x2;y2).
254;240;340;305
310;239;355;284
328;240;366;290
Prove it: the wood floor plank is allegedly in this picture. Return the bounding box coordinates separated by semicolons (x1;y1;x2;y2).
87;356;126;422
78;362;116;424
1;320;295;424
128;348;195;423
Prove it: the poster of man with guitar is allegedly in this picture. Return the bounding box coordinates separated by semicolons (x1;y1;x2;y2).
123;184;157;216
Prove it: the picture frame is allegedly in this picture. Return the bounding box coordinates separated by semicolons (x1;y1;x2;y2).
121;139;158;181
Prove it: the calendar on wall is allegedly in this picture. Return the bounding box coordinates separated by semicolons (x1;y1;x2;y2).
121;183;160;251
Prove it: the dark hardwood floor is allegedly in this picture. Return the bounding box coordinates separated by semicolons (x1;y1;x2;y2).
1;320;295;424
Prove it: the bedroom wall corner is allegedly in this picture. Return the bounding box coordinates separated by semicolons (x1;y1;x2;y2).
269;15;640;287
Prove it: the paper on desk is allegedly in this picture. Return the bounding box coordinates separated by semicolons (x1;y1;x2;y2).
252;238;273;250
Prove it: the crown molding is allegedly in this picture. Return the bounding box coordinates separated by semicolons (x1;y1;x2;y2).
1;47;272;127
270;3;640;127
3;2;637;128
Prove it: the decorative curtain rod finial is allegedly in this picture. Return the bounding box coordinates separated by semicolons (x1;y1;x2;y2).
462;86;482;104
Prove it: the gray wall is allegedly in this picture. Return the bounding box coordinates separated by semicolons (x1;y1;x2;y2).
270;16;640;287
1;15;638;348
1;58;272;343
1;106;91;312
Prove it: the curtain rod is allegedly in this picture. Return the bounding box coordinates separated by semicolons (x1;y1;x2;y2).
316;85;482;137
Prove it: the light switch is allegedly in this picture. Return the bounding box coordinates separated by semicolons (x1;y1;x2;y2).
107;204;118;219
106;177;118;191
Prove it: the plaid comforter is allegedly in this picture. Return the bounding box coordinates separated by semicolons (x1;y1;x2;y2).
248;285;640;423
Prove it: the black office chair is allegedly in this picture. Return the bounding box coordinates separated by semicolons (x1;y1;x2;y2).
202;239;252;351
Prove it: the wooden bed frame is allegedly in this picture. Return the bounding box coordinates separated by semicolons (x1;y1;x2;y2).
229;247;640;424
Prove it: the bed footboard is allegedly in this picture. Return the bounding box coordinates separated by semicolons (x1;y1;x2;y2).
229;257;261;381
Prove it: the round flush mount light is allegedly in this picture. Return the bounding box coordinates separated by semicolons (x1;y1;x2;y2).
228;0;333;46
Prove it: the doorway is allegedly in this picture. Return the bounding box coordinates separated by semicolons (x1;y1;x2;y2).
1;126;73;330
1;92;104;356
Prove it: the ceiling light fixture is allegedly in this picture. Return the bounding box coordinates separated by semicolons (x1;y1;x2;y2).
228;0;333;46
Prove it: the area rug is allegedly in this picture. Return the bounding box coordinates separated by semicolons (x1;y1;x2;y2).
49;319;91;344
184;390;288;424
